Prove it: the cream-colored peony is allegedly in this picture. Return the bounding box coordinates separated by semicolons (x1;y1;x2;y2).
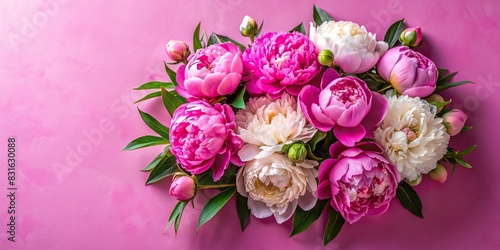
236;153;318;224
236;93;317;161
310;21;388;73
374;94;450;181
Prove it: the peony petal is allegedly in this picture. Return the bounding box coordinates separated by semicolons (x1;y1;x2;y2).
367;203;390;216
176;64;187;87
274;199;298;224
334;124;366;147
211;150;231;181
238;144;262;162
298;191;318;211
402;86;435;98
202;73;226;97
329;142;348;159
320;68;341;89
217;73;241;96
184;78;205;97
361;91;388;137
247;198;273;219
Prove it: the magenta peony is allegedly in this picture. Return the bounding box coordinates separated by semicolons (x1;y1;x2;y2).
377;46;437;97
317;141;400;224
298;69;388;146
169;176;196;201
176;42;243;101
243;32;321;97
169;101;244;181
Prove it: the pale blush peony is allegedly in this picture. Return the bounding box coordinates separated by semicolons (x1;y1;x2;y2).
317;141;400;224
236;153;318;224
169;101;244;181
374;94;450;181
243;32;321;97
236;93;317;161
310;21;388;74
176;42;243;101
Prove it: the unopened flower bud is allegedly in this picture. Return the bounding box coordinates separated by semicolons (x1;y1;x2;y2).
429;164;447;183
287;143;307;163
240;15;258;38
442;109;467;136
166;40;190;62
426;94;445;113
408;175;422;186
169;176;196;201
399;27;423;48
318;49;334;67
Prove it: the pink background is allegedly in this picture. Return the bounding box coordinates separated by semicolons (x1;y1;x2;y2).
1;0;499;249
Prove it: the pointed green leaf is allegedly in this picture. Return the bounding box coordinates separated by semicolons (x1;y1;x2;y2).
123;135;169;150
437;68;449;81
455;157;472;168
290;199;327;237
230;86;246;109
313;5;333;26
163;61;178;86
145;155;178;184
306;143;323;161
456;144;476;157
461;126;473;132
384;19;405;48
437;71;458;84
215;33;246;52
141;145;171;172
193;22;203;51
138;108;170;139
290;23;306;35
161;87;186;117
236;193;250;231
323;207;345;246
256;20;264;37
429;100;452;109
435;81;473;92
133;91;161;104
396;181;423;218
309;131;327;151
197;187;236;230
207;33;219;46
168;201;188;230
134;81;175;90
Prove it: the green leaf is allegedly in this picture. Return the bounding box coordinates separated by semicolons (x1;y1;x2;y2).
161;87;187;117
384;18;405;48
455;157;472;168
197;187;236;230
429;100;451;109
230;86;246;109
456;144;476;157
145;155;178;184
305;143;323;161
215;33;246;52
134;81;175;90
290;199;327;237
193;22;203;51
309;131;327;151
163;61;178;86
138;108;170;139
207;33;219;46
123;135;169;150
461;126;473;132
140;146;171;172
396;181;423;218
290;23;306;35
133;91;161;104
435;81;473;92
256;20;264;37
437;68;449;81
437;71;458;84
313;5;333;26
323;207;345;246
167;201;188;233
236;193;250;231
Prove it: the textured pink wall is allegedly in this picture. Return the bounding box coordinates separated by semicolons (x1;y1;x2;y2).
1;0;499;249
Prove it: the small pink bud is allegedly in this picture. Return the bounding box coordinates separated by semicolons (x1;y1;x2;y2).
169;176;196;201
166;40;190;62
429;164;447;183
399;27;423;48
442;109;467;136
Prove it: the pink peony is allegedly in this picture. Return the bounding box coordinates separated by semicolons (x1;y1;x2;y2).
298;69;388;146
317;141;400;224
169;176;196;201
377;46;437;98
166;40;190;62
176;42;243;101
243;32;321;97
169;101;244;181
442;109;467;136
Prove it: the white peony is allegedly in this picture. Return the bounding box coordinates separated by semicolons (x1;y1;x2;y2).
236;93;317;161
236;153;318;224
374;94;450;181
309;20;388;74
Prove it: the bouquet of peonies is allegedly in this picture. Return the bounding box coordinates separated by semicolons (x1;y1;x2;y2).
125;6;475;245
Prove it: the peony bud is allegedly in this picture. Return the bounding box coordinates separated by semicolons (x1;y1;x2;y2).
408;175;422;186
399;27;423;48
426;94;445;113
317;49;335;67
240;15;258;38
428;164;447;183
287;143;307;163
442;109;467;136
169;176;196;201
166;40;190;62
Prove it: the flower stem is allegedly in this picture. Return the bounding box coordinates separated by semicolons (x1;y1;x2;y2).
249;35;255;44
198;183;236;189
377;85;393;93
